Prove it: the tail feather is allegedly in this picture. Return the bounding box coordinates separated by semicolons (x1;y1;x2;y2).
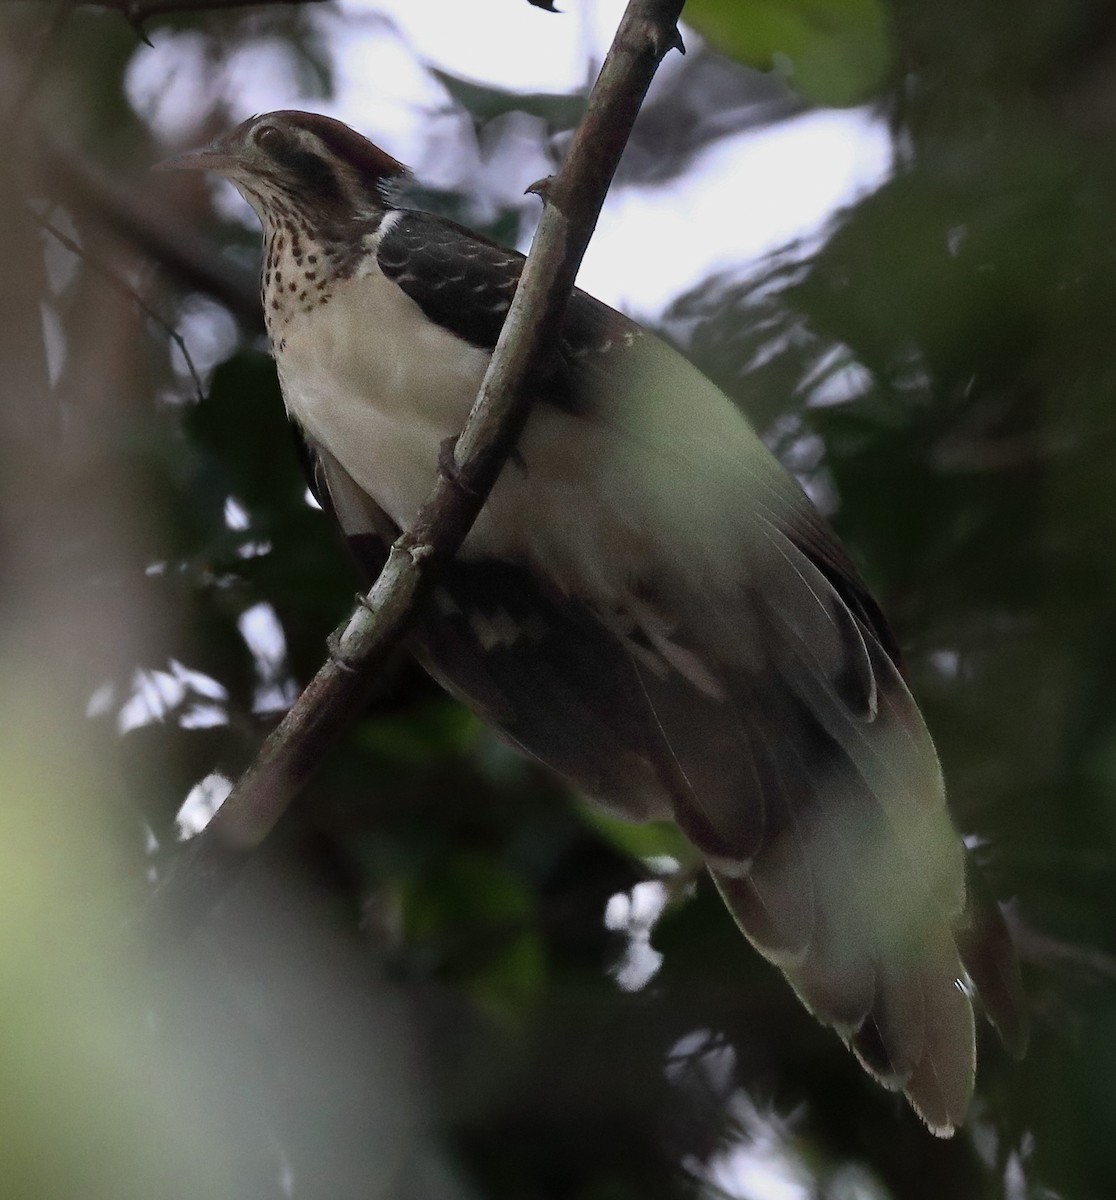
712;865;813;967
717;850;978;1133
859;955;926;1085
682;590;990;1134
956;859;1029;1059
902;946;977;1136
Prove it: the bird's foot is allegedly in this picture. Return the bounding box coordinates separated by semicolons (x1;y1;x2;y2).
438;435;478;499
326;627;360;675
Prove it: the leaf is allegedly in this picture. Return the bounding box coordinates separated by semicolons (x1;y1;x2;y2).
576;803;699;871
357;698;478;765
185;352;298;510
430;67;587;127
401;853;545;1017
684;0;890;106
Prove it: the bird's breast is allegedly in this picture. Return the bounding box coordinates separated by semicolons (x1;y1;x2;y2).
274;257;493;530
270;253;766;614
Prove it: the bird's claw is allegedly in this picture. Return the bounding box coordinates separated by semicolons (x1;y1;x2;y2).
326;628;359;675
438;435;478;498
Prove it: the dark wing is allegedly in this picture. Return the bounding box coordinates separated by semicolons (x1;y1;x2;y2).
300;436;671;818
376;211;522;353
376;209;636;413
418;560;671;820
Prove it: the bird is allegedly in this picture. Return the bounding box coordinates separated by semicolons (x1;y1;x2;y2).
162;110;1027;1134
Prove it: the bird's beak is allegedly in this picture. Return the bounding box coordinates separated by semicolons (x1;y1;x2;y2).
154;143;240;175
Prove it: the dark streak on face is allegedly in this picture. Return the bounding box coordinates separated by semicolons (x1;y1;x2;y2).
263;141;345;209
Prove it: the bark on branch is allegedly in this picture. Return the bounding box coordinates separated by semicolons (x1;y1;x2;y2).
146;0;687;940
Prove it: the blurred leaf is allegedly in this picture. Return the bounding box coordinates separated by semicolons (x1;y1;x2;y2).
684;0;890;105
401;853;545;1017
185;352;298;510
431;67;587;126
577;804;698;871
403;183;524;248
357;697;479;765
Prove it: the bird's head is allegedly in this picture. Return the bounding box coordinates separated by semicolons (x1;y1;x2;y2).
159;110;408;232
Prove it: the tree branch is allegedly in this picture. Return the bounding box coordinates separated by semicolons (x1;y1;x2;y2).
0;0;327;17
145;0;687;940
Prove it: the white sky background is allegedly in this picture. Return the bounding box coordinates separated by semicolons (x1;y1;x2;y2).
129;0;892;321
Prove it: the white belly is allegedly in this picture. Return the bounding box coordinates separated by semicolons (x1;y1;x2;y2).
276;258;490;532
274;258;646;601
273;254;777;613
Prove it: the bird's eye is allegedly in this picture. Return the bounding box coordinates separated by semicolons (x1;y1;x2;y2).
255;125;285;153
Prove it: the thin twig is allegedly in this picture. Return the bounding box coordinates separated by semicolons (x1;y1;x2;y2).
38;213;207;403
145;0;687;940
1008;909;1116;984
37;140;262;328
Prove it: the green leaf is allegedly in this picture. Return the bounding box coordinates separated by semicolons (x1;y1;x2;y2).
684;0;891;106
401;853;545;1017
576;802;699;871
430;67;587;127
357;698;479;765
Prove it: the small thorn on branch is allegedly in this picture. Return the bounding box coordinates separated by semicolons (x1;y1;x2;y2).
125;4;155;45
524;175;555;202
650;23;685;59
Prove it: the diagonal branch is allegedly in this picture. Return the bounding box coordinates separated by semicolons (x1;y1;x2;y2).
146;0;687;940
0;0;328;16
38;140;262;327
37;212;208;402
